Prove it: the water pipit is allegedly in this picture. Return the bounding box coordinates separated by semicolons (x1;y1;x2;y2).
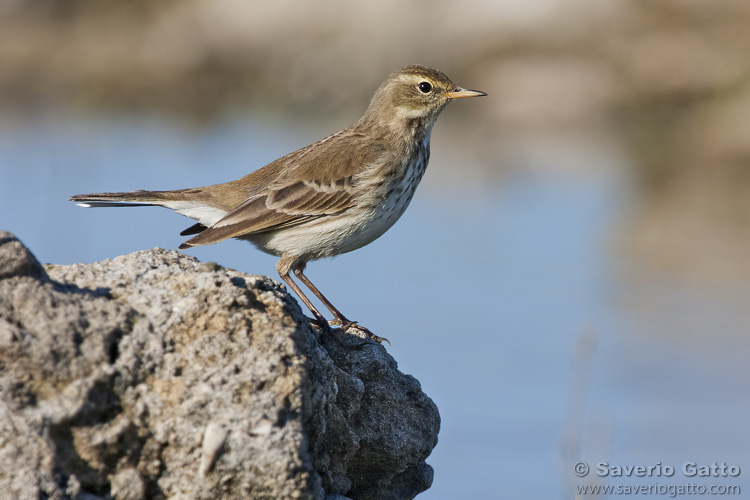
70;65;486;343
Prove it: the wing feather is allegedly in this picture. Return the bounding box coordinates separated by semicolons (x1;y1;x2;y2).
179;130;387;249
179;178;355;248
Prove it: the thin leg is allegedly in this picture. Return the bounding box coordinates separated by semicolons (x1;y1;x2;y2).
278;269;328;328
294;267;389;344
278;268;365;347
293;267;348;325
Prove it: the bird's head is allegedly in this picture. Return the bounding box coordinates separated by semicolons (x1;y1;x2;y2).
361;65;486;134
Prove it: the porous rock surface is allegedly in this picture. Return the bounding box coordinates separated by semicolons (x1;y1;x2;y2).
0;231;439;500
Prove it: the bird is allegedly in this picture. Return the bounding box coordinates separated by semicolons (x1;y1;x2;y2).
70;65;486;343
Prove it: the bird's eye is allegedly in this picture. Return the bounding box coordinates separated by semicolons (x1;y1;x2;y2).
418;81;432;93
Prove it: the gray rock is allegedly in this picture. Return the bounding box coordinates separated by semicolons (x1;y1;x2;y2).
0;231;439;500
0;231;46;279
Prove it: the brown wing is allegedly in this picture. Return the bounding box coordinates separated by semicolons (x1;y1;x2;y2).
179;132;385;248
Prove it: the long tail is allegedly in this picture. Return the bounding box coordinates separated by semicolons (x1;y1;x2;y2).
70;189;228;236
69;190;178;207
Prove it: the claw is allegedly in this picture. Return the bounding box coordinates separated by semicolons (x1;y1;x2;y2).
312;317;332;333
342;322;390;345
315;314;389;346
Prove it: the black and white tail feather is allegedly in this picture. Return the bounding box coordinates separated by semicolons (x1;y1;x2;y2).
70;191;228;239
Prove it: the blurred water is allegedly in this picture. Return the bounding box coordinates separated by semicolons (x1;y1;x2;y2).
1;113;747;499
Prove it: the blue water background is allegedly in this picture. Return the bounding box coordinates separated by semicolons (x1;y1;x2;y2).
1;113;747;499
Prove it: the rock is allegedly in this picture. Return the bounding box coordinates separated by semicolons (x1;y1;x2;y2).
110;468;147;500
0;231;46;279
0;231;439;500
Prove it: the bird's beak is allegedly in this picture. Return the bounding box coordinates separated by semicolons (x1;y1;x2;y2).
446;87;487;99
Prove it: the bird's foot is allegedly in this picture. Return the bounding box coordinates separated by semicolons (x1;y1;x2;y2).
340;321;390;345
312;317;355;348
317;316;390;346
310;316;330;331
310;318;331;332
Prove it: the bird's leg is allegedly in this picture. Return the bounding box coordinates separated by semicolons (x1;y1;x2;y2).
277;268;329;331
293;267;389;345
291;267;352;325
277;264;363;347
